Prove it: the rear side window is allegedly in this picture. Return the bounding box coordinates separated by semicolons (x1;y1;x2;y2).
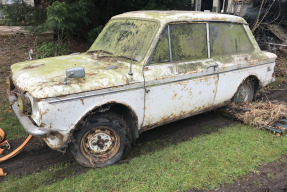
209;23;253;56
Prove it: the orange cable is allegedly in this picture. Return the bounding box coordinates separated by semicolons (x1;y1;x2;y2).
0;135;33;163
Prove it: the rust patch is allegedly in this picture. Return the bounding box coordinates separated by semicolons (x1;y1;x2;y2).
172;92;178;100
49;131;64;141
80;98;85;105
23;64;45;70
40;109;48;120
80;126;121;165
86;72;97;76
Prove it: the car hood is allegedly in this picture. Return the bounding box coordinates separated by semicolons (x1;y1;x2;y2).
11;54;142;99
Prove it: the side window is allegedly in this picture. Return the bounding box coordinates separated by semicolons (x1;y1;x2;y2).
209;23;254;56
170;23;208;62
150;27;169;64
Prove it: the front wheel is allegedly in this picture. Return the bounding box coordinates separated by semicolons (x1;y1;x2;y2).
69;113;129;168
233;80;255;103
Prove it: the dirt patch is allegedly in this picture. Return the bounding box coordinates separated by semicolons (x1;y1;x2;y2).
0;137;71;181
259;82;287;103
207;155;287;192
187;155;287;192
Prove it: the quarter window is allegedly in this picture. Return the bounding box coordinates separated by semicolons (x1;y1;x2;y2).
209;23;253;56
150;27;170;64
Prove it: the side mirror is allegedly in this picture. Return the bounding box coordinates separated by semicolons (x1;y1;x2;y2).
63;67;85;85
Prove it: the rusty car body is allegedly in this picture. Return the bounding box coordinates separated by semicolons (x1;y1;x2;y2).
7;11;276;167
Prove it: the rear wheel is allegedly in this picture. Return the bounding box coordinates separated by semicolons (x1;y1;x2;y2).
70;113;129;167
233;80;255;103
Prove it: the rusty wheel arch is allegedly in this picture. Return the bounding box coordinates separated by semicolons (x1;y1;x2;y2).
73;102;139;145
233;75;260;102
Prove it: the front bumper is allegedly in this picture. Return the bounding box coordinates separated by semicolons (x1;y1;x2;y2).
8;95;50;136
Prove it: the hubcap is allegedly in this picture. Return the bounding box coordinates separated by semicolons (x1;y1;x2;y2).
81;126;120;163
89;132;113;153
235;84;252;103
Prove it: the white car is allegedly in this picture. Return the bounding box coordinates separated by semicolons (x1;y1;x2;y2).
7;11;276;167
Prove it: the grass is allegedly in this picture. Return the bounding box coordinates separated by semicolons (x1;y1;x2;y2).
0;64;26;140
0;99;26;140
268;76;284;89
1;162;82;191
2;124;287;192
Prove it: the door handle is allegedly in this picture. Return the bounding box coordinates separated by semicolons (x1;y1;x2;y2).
206;63;219;70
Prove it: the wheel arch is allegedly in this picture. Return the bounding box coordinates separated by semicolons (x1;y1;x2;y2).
233;75;260;102
73;102;139;144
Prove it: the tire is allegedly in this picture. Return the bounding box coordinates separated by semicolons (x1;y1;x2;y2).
69;113;129;168
233;80;255;103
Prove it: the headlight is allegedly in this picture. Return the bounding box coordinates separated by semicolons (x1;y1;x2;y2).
17;95;24;113
6;76;14;90
31;98;41;126
16;94;31;114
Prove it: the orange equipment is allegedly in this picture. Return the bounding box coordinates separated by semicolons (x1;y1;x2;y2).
0;128;5;142
0;128;33;176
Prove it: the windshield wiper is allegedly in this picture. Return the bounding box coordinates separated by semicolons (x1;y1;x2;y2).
115;55;138;62
87;51;138;62
87;50;113;55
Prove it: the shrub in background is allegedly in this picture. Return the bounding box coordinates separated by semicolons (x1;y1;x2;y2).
35;42;70;59
44;0;91;41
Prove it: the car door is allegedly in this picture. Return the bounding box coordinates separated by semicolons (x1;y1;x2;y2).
142;22;219;129
209;22;262;105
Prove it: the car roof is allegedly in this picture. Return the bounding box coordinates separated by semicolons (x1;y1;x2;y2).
112;11;247;24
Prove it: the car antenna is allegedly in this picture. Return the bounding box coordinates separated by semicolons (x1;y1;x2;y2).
128;31;135;76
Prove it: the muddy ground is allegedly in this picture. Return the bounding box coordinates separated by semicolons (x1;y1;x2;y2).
1;31;287;191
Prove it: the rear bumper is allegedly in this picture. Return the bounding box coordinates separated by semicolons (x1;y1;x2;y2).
8;95;50;136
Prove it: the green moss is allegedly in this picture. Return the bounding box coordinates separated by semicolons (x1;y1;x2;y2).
250;51;266;60
212;55;233;63
171;23;208;62
210;23;253;57
150;27;169;64
150;23;208;64
268;76;284;88
176;62;204;73
90;19;159;62
10;53;144;98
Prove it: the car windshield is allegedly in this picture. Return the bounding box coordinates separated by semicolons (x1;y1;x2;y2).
88;19;158;62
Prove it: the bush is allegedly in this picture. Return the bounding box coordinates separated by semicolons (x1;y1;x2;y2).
44;0;91;41
35;42;70;59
